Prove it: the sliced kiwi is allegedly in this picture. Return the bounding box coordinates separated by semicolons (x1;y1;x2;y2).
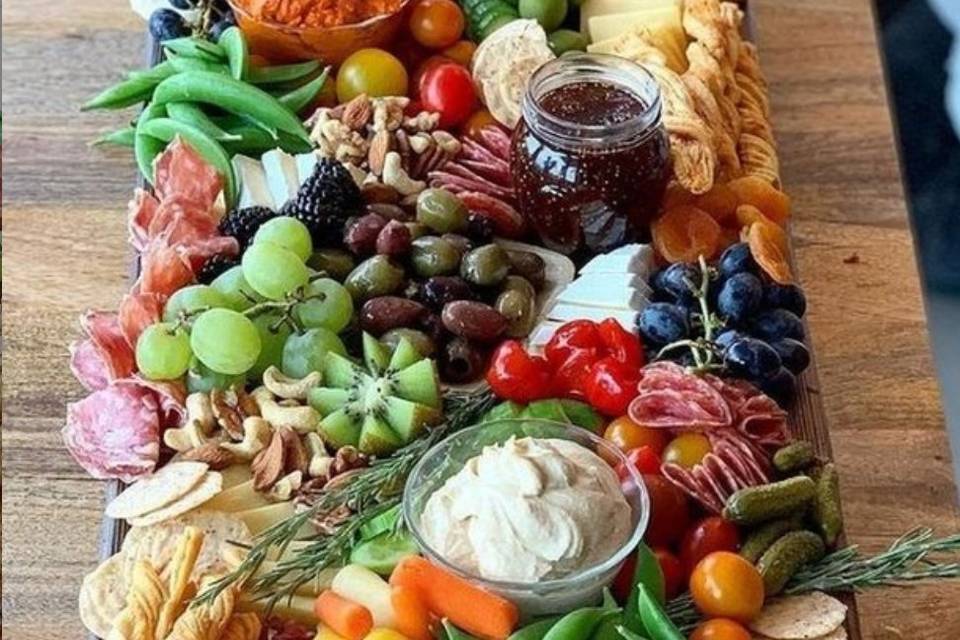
310;333;443;456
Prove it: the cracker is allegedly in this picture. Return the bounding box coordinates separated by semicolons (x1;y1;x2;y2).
221;612;263;640
156;526;205;639
127;471;223;527
79;553;127;638
106;462;209;520
109;560;167;640
749;591;848;640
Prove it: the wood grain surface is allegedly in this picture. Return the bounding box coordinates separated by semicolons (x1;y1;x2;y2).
3;1;959;638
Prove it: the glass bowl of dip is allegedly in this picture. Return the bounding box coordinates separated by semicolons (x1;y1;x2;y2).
403;419;650;618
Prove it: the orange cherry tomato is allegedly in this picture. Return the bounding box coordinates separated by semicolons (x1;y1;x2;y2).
662;433;712;469
603;416;670;454
409;0;465;49
689;551;765;622
442;39;477;66
690;618;752;640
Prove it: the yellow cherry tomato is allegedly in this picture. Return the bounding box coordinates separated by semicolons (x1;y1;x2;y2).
336;48;409;102
442;39;477;66
689;551;765;622
462;108;499;139
662;433;712;468
603;416;670;454
690;618;752;640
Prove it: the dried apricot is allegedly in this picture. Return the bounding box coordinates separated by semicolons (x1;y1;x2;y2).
735;204;773;228
663;184;696;210
728;176;791;225
693;183;739;225
652;205;722;263
717;225;741;252
747;220;793;284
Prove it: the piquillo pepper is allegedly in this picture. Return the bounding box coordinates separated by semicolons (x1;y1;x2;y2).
486;340;553;403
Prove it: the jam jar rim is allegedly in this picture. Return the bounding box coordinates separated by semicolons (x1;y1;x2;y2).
521;52;664;151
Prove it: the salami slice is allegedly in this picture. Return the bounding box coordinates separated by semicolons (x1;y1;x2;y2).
69;339;111;392
128;189;160;252
131;375;187;428
629;362;732;429
79;311;136;382
118;292;165;349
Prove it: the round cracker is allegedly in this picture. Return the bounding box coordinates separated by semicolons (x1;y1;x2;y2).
106;461;209;519
79;553;127;638
127;471;223;527
749;592;848;640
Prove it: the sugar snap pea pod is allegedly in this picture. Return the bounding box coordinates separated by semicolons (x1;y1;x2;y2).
441;619;481;640
247;59;322;85
81;62;176;111
622;543;665;635
161;36;226;61
507;616;563;640
166;102;241;142
221;124;278;155
217;26;248;81
632;584;684;640
278;66;331;114
126;60;177;84
277;130;314;154
615;626;651;640
593;615;627;640
166;53;229;75
91;126;136;147
543;607;617;640
152;71;310;142
134;102;167;184
139;117;236;207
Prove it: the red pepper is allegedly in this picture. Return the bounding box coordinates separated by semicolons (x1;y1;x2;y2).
584;356;640;417
485;340;552;403
551;349;597;399
597;318;644;370
544;320;603;370
616;445;662;480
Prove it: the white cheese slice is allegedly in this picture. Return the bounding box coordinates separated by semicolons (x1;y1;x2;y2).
295;152;319;187
546;303;641;328
580;244;655;278
233;155;275;210
564;271;653;297
557;276;651;310
261;149;300;209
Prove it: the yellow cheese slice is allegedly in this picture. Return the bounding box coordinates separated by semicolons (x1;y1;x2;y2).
202;479;271;513
238;594;319;626
587;19;688;73
587;5;681;43
580;0;679;34
236;501;296;534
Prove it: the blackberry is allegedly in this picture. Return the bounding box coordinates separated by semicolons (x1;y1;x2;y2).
196;254;239;284
218;206;276;248
281;158;362;247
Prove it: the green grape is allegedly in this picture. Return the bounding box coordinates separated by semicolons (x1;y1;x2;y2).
248;311;292;380
162;284;230;323
186;356;245;394
211;265;265;311
253;216;313;261
295;278;354;333
242;242;310;300
282;328;347;379
136;322;192;380
190;308;261;375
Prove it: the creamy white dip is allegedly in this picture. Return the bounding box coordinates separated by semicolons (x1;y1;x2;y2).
420;437;632;583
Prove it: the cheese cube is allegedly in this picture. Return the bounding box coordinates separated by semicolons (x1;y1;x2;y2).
580;244;655;278
261;149;300;209
546;303;641;328
233;155;275;210
295;152;319;187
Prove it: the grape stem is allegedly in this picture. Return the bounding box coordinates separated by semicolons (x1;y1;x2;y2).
241;284;327;335
656;255;725;375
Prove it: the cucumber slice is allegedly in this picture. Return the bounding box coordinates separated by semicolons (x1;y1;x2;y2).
349;530;418;575
358;504;402;540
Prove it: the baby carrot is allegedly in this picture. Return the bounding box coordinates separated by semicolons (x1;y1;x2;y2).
390;584;433;640
389;557;519;640
314;590;374;640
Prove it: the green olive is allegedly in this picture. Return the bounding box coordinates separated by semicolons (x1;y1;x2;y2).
405;222;430;240
307;248;356;281
411;236;462;277
496;277;537;337
416;188;468;233
461;244;510;286
506;250;546;289
344;255;405;301
380;328;437;357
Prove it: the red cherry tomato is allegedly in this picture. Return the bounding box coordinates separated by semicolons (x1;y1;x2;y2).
680;517;741;575
485;340;552;403
616;446;662;480
690;618;752;640
611;550;638;603
409;0;465;49
643;474;691;547
689;551;765;622
584;357;640;417
652;547;685;600
597;318;644;369
413;55;448;97
544;320;603;370
419;62;477;128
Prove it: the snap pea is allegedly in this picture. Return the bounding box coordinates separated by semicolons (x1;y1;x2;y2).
616;626;651;640
507;617;563;640
542;607;617;640
623;543;665;635
593;616;626;640
81;62;175;111
633;584;683;640
134;102;167;184
166;102;241;142
217;26;248;81
139;117;236;207
166;53;229;75
91;126;136;148
152;71;310;142
221;124;278;155
161;36;226;61
441;619;481;640
247;59;322;85
278;67;331;114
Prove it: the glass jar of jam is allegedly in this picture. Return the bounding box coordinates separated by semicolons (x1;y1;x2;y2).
511;53;671;255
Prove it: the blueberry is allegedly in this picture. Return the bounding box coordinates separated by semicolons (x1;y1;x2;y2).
170;0;196;8
149;8;189;40
717;242;758;278
761;367;797;406
651;263;700;301
637;303;689;345
724;338;782;380
770;338;810;374
750;308;804;341
763;283;807;316
717;272;763;323
714;328;748;354
209;14;237;41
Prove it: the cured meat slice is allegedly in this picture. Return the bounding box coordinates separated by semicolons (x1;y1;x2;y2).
128;189;160;252
62;381;162;482
118;292;165;349
707;375;789;448
69;339;111;392
80;311;136;382
136;242;196;298
629;361;732;430
153;138;222;209
476;126;512;159
132;375;187;428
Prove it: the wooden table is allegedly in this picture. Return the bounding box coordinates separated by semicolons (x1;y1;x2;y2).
3;0;959;637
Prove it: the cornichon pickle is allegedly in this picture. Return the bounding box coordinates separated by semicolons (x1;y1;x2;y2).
813;463;844;546
723;476;816;526
740;515;805;563
757;530;826;595
773;440;816;474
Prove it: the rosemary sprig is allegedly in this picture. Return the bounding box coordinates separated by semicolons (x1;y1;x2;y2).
665;528;960;631
195;388;496;608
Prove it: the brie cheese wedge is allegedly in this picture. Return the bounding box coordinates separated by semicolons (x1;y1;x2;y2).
261;149;300;209
233;156;275;210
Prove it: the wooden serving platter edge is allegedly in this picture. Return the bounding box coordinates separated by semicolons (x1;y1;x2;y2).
93;4;862;638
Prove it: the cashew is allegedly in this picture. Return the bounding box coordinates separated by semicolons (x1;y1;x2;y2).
252;386;321;434
304;432;334;478
382;152;426;196
220;416;273;461
432;130;461;154
262;366;322;401
163;393;217;451
408;133;433;154
266;471;303;502
342;162;369;188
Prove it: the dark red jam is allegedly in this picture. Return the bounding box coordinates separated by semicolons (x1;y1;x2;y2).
511;56;671;256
